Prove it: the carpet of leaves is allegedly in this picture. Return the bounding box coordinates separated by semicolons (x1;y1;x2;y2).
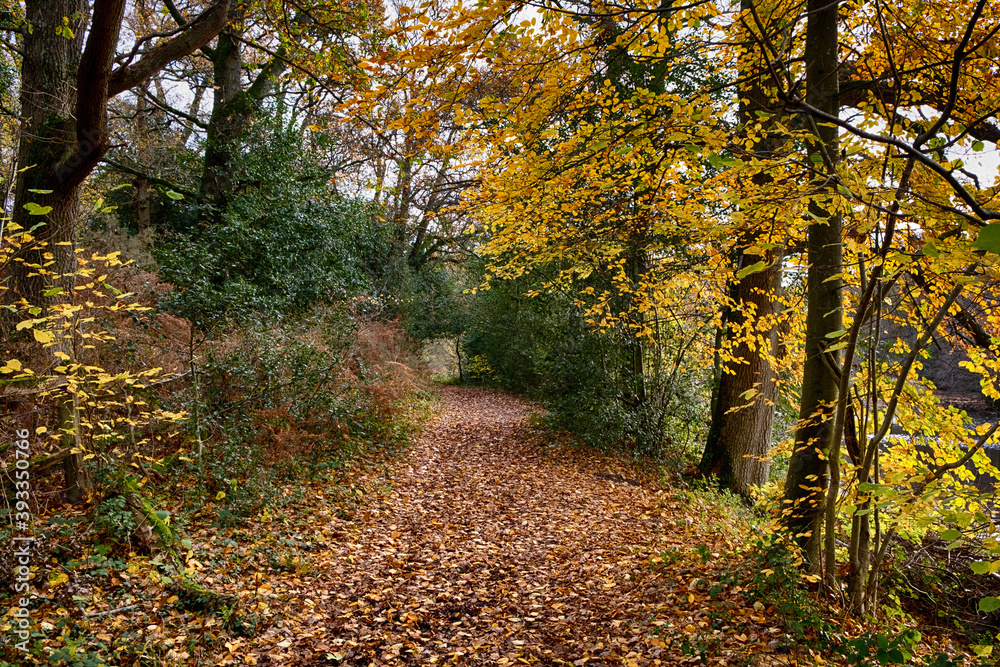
5;387;977;665
241;387;817;666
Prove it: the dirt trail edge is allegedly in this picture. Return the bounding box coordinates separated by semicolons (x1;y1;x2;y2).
260;387;747;666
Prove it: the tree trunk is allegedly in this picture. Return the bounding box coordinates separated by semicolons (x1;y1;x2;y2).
780;0;842;568
200;27;243;214
700;0;787;499
8;0;230;502
9;0;86;306
625;246;647;407
199;16;287;220
134;84;153;233
701;250;782;498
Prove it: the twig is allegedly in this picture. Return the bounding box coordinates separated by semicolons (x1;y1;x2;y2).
85;604;139;619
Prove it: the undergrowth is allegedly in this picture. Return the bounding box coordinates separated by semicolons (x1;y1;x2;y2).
0;286;432;665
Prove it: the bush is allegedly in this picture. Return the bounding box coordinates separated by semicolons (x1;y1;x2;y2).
94;495;137;543
154;109;393;327
156;197;377;327
742;534;834;646
462;268;707;457
186;310;424;521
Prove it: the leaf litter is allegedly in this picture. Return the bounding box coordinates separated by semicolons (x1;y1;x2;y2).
244;387;824;665
19;387;972;665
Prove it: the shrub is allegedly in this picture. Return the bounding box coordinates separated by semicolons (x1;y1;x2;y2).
187;310;425;520
462;269;708;457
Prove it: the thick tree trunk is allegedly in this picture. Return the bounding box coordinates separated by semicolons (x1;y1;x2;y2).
780;0;842;568
701;251;782;498
700;0;787;499
8;0;230;501
9;0;86;305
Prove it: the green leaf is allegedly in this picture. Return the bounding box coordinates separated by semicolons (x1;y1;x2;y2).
940;528;962;541
708;153;724;169
973;224;1000;254
23;202;52;215
164;190;184;201
27;188;53;194
42;287;63;297
971;561;991;575
923;241;939;258
810;153;824;163
824;329;848;339
978;596;1000;613
836;184;853;198
736;260;767;279
972;140;985;152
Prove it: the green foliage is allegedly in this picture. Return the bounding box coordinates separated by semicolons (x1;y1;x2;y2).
156;197;376;326
743;534;833;645
462;268;705;457
840;630;922;667
155;111;386;327
94;495;136;543
398;265;468;341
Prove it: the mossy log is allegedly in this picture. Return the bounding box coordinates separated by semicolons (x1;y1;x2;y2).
120;476;235;609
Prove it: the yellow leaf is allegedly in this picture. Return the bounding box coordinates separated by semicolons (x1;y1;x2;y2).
0;358;22;373
49;571;69;588
216;491;226;501
33;328;54;344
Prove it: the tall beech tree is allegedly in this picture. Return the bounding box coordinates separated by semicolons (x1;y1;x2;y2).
778;0;843;568
698;0;798;498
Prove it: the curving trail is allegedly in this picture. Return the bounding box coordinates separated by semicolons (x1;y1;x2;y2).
258;387;761;666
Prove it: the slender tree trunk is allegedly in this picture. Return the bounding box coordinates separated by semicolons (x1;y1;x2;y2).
626;246;647;407
780;0;842;568
200;27;243;214
135;84;153;233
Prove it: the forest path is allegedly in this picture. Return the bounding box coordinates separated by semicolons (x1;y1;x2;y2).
259;387;756;666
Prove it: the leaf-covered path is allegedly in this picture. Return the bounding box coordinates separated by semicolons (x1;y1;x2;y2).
255;387;771;665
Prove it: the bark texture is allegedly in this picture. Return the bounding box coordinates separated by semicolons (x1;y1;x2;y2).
780;0;842;567
701;252;782;498
700;0;787;499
